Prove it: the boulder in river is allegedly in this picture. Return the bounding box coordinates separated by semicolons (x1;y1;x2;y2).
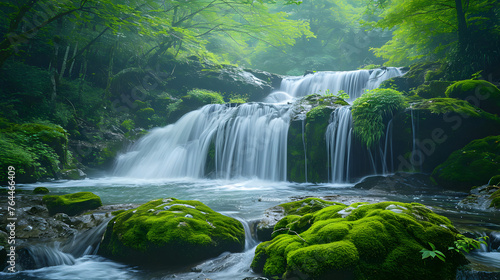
98;198;245;266
252;199;468;280
42;192;102;216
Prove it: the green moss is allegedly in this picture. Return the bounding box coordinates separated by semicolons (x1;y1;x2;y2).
280;198;336;216
411;98;491;118
42;192;102;216
445;80;500;115
432;135;500;190
252;200;466;280
352;88;406;148
414;81;454;99
185;88;224;105
489;189;500;209
33;187;49;194
98;198;245;266
489;175;500;186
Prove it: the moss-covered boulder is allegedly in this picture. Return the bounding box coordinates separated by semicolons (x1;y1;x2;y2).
33;187;49;194
252;200;467;280
445;80;500;115
414;81;454;99
257;198;336;241
380;62;445;93
432;135;500;190
98;198;245;266
391;98;500;173
42;192;102;216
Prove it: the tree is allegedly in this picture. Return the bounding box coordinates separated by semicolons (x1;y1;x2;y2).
370;0;500;71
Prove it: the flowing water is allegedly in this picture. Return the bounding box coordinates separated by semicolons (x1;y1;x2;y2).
4;67;499;279
6;178;500;279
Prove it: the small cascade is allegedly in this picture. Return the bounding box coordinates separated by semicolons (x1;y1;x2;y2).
62;218;110;257
26;245;76;268
229;216;258;251
114;103;290;181
326;107;353;183
280;67;403;102
21;219;110;270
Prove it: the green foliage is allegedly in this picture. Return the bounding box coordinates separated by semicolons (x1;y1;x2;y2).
185;89;225;105
370;0;498;66
228;93;249;104
449;235;489;254
43;192;102;216
420;242;446;262
120;119;135;132
0;120;70;183
352;88;406;148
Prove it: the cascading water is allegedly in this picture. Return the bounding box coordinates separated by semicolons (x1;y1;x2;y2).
326;107;353;183
114;103;290;181
280;67;403;102
114;67;403;182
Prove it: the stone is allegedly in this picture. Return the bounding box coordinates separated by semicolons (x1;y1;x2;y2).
98;198;245;266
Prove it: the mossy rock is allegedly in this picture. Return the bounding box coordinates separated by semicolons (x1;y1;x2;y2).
33;187;49;194
414;81;454;99
381;62;445;93
445;80;500;115
489;175;500;186
42;192;102;216
432;135;500;190
490;189;500;209
98;198;245;266
252;200;467;280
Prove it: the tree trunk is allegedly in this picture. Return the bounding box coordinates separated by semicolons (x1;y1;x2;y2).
455;0;469;55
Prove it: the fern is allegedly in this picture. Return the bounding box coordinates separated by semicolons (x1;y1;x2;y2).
351;88;406;148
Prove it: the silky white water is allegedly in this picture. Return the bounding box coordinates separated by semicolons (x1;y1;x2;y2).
114;67;403;183
114;103;290;181
326;106;353;183
280;67;403;102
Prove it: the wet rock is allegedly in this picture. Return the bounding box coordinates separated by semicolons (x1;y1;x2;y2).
458;183;500;211
354;172;438;194
60;169;87;180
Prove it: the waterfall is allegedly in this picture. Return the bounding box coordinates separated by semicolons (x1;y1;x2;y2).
326;107;353;183
280;67;403;102
114;103;290;181
114;67;402;182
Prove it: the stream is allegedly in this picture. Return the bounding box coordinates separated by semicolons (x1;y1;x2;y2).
3;177;499;279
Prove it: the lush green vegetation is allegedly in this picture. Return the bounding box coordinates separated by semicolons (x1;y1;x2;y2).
352;88;406;148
